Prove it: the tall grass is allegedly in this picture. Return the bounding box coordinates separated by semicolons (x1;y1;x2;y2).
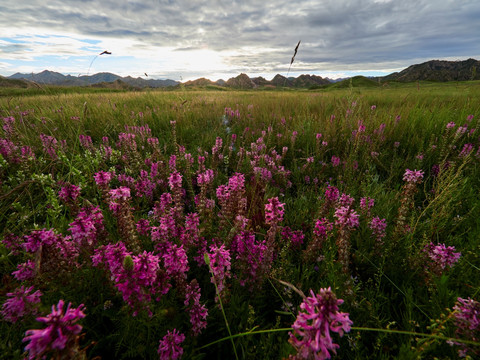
1;84;480;359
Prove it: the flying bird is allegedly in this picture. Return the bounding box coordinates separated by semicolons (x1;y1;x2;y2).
87;51;112;76
145;73;148;77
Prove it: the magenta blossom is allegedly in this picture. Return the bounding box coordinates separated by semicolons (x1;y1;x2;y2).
334;206;360;229
1;286;42;323
450;297;480;357
23;300;85;360
265;197;285;225
109;186;131;200
158;329;185;360
58;184;81;203
168;171;183;189
324;186;340;203
94;171;113;187
403;169;424;184
12;260;37;281
424;242;461;271
331;156;341;167
369;217;387;241
289;287;352;359
207;244;231;300
184;281;208;336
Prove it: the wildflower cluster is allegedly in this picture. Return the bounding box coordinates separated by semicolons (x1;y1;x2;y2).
2;96;479;359
207;244;231;302
394;169;424;237
423;242;461;276
289;288;352;359
1;286;42;323
450;297;480;357
23;300;86;360
158;329;185;360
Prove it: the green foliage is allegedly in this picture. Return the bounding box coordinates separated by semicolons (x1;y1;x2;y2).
1;84;480;359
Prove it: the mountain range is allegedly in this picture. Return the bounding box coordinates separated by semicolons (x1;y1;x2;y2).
2;58;480;89
381;58;480;82
7;71;178;88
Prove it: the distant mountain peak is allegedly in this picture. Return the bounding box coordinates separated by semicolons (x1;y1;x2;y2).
8;71;179;88
382;58;480;82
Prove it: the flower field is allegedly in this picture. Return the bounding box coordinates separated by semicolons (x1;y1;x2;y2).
1;84;480;359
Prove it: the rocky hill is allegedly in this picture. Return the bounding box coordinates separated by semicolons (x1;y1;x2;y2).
8;70;178;88
183;78;217;86
292;74;330;87
6;58;478;91
0;75;30;88
225;73;256;88
5;70;331;90
382;58;480;82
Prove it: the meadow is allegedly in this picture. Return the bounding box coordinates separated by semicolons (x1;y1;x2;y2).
1;82;480;359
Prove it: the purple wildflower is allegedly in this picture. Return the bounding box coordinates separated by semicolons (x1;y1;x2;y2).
0;138;19;163
94;171;114;187
338;194;355;208
109;186;131;201
68;206;104;248
289;288;352;359
265;197;285;225
12;260;37;281
331;156;341;167
232;231;268;288
446;122;456;129
39;134;58;160
197;169;215;185
163;243;189;280
451;297;480;357
360;197;375;214
370;217;387;237
158;329;185;360
78;134;93;149
136;218;151;236
282;227;305;249
324;186;340;203
58;184;81;203
184;281;208;336
459;143;474;158
23;229;60;253
23;300;86;360
1;233;23;255
403;169;424;184
1;286;42;323
334;206;360;229
207;244;231;300
424;242;461;271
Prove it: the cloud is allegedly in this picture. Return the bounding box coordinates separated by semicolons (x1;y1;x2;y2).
1;0;480;79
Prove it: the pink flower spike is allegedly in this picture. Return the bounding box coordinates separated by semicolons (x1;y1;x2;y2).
265;197;285;225
158;329;185;360
23;300;85;359
109;186;131;200
1;286;42;323
402;169;424;184
334;206;360;229
289;287;352;359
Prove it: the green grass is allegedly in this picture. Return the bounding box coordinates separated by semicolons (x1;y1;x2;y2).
1;82;479;359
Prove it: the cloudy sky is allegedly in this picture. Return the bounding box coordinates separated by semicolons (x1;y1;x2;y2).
1;0;479;81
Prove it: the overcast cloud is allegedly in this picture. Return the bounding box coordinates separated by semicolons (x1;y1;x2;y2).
1;0;479;80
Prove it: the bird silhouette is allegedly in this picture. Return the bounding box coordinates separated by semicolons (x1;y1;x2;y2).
99;51;112;55
145;73;148;77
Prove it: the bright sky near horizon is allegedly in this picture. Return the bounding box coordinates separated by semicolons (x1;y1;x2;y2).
1;0;480;81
